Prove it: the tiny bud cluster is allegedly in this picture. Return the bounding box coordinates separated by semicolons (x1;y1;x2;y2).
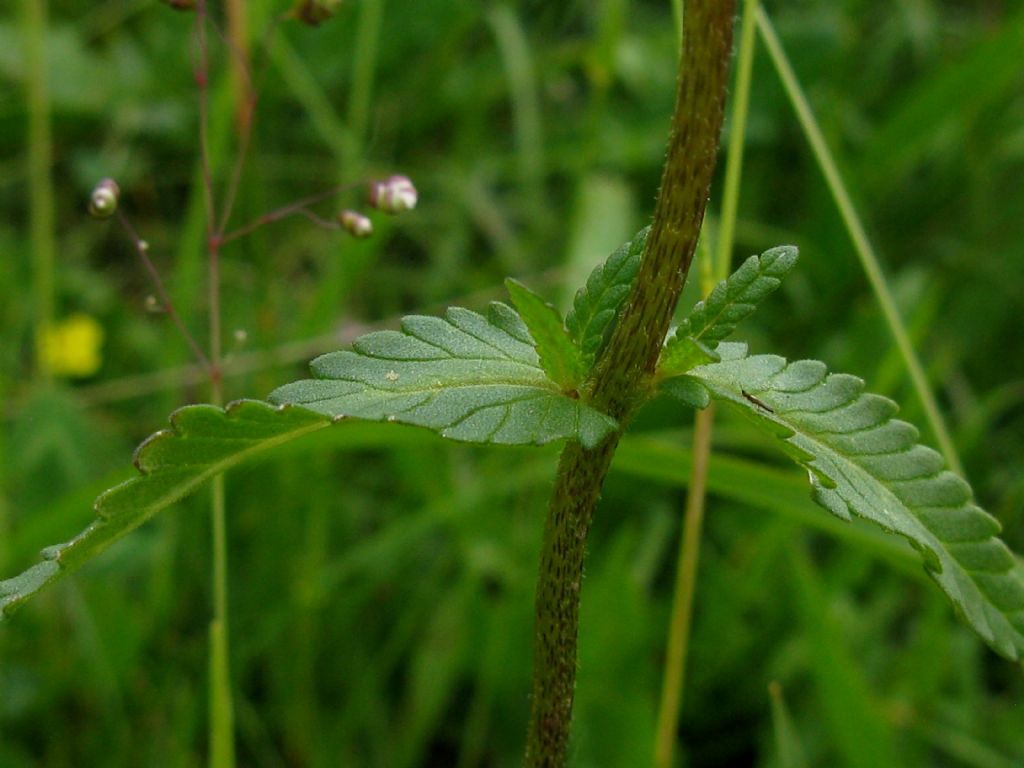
368;175;417;214
89;178;120;220
338;210;373;238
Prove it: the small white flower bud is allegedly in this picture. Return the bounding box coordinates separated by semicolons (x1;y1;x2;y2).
367;175;417;214
338;209;374;238
233;328;248;345
144;295;161;313
89;178;120;220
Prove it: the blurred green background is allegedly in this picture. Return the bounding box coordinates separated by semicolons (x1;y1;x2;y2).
2;0;1023;765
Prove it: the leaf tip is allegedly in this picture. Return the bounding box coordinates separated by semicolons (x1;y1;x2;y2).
762;244;799;274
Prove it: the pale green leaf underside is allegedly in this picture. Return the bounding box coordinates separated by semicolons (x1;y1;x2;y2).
0;400;331;620
505;278;586;390
269;304;617;448
669;352;1024;660
565;226;649;366
659;246;798;377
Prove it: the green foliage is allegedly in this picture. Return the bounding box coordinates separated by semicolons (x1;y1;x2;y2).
659;245;799;376
665;350;1024;660
269;304;617;448
565;226;648;367
2;295;621;623
3;3;1023;765
0;401;330;620
504;278;586;390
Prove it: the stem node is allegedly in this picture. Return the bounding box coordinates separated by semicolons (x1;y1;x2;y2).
523;3;736;764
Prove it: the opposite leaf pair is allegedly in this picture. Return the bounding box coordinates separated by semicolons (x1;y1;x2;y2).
3;229;1022;667
272;228;1024;661
268;228;797;446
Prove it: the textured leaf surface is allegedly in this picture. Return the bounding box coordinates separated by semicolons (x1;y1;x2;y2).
659;246;798;376
0;400;331;620
668;352;1024;660
505;278;586;389
269;304;617;448
565;226;648;366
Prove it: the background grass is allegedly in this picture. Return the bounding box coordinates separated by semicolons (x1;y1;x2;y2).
2;1;1023;766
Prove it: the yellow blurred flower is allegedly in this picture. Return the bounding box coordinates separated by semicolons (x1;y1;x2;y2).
39;313;104;378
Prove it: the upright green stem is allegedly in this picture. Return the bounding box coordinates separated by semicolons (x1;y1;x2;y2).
208;239;230;768
217;0;257;236
653;3;760;763
524;3;736;765
206;123;235;768
589;4;735;410
23;0;56;381
0;380;8;576
755;8;963;477
714;0;758;283
209;472;233;768
525;438;623;767
20;0;54;599
207;185;235;768
224;0;250;135
206;177;231;768
196;2;234;764
654;404;715;768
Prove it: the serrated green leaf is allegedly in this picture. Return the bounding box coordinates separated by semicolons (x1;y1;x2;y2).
0;400;331;620
1;305;619;621
659;246;798;376
666;354;1024;660
504;278;586;389
269;304;618;448
565;226;649;366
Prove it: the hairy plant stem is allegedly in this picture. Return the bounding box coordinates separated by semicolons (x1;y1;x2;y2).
523;2;736;765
